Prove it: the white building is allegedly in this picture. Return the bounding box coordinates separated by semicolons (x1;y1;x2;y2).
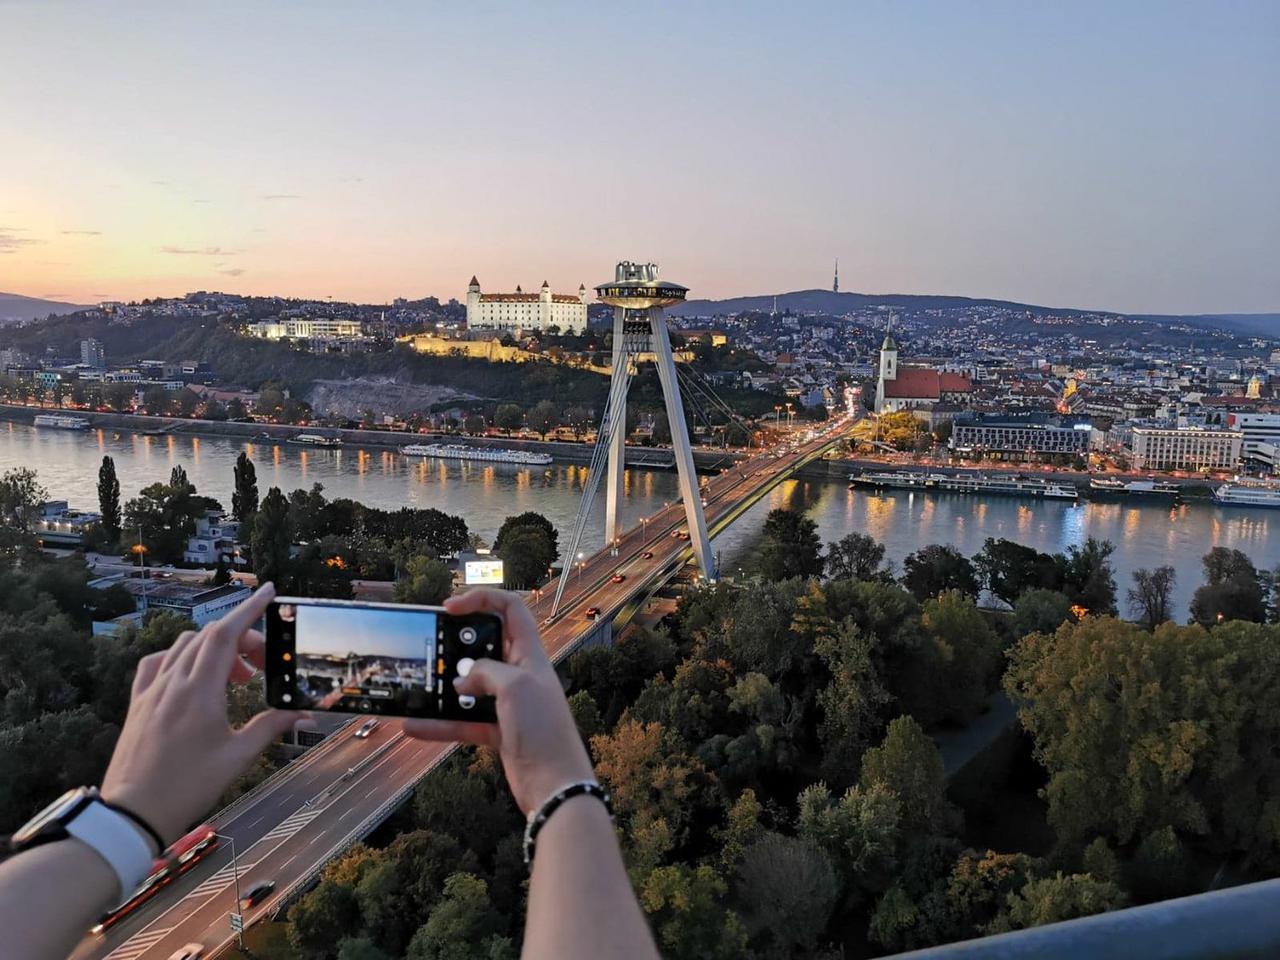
1130;424;1242;472
183;510;244;566
1226;412;1280;471
465;277;588;334
248;318;364;340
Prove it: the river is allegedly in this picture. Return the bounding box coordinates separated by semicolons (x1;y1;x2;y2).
4;421;1277;619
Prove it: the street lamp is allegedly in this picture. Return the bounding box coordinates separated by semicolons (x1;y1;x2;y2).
214;832;245;949
576;552;585;581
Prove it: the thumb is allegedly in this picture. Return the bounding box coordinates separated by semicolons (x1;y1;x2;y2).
455;658;521;699
233;708;303;761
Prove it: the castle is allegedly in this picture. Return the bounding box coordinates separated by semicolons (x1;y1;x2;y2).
465;277;589;334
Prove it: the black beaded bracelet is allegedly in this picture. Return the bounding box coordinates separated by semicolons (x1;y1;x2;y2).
522;780;613;867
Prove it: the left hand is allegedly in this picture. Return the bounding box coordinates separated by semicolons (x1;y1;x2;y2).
101;583;302;845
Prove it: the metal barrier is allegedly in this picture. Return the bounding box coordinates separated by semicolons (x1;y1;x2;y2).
889;878;1280;960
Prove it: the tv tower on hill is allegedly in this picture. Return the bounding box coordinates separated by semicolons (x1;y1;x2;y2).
833;259;839;294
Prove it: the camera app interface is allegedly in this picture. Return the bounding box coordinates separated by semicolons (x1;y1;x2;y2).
282;603;439;714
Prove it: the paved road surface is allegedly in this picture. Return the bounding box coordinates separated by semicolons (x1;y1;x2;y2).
70;416;852;960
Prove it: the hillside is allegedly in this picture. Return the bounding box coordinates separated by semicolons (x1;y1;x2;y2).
0;292;92;324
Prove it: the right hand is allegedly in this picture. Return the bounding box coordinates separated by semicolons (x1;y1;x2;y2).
403;588;594;816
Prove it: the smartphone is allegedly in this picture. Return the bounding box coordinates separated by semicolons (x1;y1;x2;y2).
264;597;502;722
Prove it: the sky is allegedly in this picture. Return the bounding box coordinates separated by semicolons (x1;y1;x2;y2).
1;1;1277;314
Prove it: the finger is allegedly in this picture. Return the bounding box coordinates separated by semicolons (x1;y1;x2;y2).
453;658;523;698
229;655;257;685
443;589;544;664
239;629;267;672
195;583;276;681
131;651;165;697
403;717;499;748
231;708;301;763
158;630;199;674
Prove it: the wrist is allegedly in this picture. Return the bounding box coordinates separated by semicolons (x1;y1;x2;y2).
99;784;176;850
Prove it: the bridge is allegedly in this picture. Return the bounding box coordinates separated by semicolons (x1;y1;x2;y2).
73;412;855;960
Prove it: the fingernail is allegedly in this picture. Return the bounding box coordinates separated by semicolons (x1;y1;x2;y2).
451;676;463;689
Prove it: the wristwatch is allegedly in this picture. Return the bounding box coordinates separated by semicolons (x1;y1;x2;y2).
8;787;163;899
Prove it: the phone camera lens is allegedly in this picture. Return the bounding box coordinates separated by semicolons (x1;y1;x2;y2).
459;626;478;645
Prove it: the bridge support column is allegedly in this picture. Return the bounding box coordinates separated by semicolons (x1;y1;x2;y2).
603;305;628;550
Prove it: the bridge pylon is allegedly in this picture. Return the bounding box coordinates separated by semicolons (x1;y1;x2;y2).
551;262;715;620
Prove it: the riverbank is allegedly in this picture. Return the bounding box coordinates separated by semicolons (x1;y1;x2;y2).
0;403;745;472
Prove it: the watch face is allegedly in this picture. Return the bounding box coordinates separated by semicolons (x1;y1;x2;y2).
11;787;91;845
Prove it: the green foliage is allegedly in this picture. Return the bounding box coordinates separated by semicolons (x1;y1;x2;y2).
814;620;889;787
405;873;513;960
567;627;677;728
734;832;839;952
860;716;958;839
1190;547;1267;625
1005;617;1280;869
494;511;559;559
797;781;902;902
1012;589;1074;637
1081;837;1121;886
493;403;523;434
919;591;1002;725
290;880;361;960
395;555;453;605
335;938;392;960
754;508;824;581
496;524;556;590
825;531;889;582
233;450;259;522
987;871;1126;933
901;544;979;600
0;467;47;529
1127;565;1176;631
1129;825;1196;901
975;538;1062;607
252;487;293;588
1058;537;1118;615
97;455;121;542
638;863;749;960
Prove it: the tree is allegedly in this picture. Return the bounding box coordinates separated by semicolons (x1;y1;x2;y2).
232;450;259;523
826;532;889;582
901;544;979;600
104;381;136;412
173;387;199;417
493;403;523;435
463;413;486;435
879;411;927;449
859;716;957;839
405;873;512;960
987;872;1126;933
638;863;749;960
226;396;248;419
1004;617;1280;868
289;880;361;960
526;399;559;439
0;467;47;529
251;487;292;589
1190;547;1266;626
920;591;1002;725
337;939;392;960
814;620;890;787
97;456;121;543
797;781;902;903
395;555;453;605
734;833;839;953
1128;565;1176;631
142;384;171;415
493;511;559;561
975;538;1061;606
496;524;556;590
1012;589;1074;637
123;471;204;564
754;508;823;581
1059;537;1117;615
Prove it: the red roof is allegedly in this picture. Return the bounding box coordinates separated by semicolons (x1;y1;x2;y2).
883;367;972;400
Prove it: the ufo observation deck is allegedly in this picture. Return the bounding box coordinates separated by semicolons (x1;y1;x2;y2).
595;261;687;309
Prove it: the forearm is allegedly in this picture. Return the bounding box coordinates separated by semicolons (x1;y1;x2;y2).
521;795;658;960
0;839;119;960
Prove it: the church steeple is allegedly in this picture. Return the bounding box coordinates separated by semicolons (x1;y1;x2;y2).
879;313;898;383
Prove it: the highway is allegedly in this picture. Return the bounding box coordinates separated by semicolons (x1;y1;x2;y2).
71;414;852;960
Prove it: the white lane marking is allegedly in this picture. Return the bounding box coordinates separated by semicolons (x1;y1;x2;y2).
101;926;172;960
246;815;264;828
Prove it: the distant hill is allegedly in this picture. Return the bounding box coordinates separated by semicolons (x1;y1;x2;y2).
670;288;1279;336
0;293;93;324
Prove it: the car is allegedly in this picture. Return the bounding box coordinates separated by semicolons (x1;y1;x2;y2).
641;551;654;560
676;531;690;540
168;945;204;960
239;880;276;910
354;718;380;739
610;573;626;584
584;607;601;620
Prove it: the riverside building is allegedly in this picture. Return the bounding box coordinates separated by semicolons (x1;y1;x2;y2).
1129;424;1242;472
950;412;1092;461
465;277;589;334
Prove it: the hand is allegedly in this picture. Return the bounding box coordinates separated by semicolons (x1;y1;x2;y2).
404;588;594;816
101;583;302;845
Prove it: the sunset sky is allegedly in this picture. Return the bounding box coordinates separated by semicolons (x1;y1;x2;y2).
2;1;1277;313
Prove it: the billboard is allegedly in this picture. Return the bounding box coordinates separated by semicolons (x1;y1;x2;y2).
464;559;505;585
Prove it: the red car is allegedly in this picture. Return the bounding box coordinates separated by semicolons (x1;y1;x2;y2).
584;607;601;620
641;551;654;560
610;573;626;584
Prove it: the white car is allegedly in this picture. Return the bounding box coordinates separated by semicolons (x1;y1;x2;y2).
354;718;380;739
169;945;204;960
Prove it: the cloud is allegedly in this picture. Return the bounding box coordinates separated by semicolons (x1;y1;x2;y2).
60;229;102;236
0;227;41;253
161;245;239;256
261;193;301;200
218;268;246;277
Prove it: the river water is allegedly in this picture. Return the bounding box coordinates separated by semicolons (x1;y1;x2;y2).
4;421;1277;619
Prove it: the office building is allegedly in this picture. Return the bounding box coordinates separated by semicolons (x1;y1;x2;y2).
465;277;588;334
1227;412;1280;471
80;338;106;370
950;413;1092;460
248;318;364;340
1130;425;1242;471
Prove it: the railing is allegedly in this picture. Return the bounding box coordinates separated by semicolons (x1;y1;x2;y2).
889;878;1280;960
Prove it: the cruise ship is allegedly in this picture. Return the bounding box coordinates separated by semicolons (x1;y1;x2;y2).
1213;477;1280;510
401;443;554;466
850;470;1078;501
1089;476;1181;500
33;414;90;430
287;433;343;448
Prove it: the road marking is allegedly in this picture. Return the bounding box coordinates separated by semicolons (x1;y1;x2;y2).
247;815;264;828
102;926;172;960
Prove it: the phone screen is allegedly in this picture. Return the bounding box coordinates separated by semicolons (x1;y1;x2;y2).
265;598;501;722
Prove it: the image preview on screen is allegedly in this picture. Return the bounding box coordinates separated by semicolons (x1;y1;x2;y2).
287;604;438;712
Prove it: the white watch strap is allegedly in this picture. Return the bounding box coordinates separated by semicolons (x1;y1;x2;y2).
65;799;155;900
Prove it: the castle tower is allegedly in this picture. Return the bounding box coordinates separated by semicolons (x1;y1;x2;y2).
466;276;481;327
539;280;552;329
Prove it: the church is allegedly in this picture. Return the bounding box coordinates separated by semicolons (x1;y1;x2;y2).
874;324;973;414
